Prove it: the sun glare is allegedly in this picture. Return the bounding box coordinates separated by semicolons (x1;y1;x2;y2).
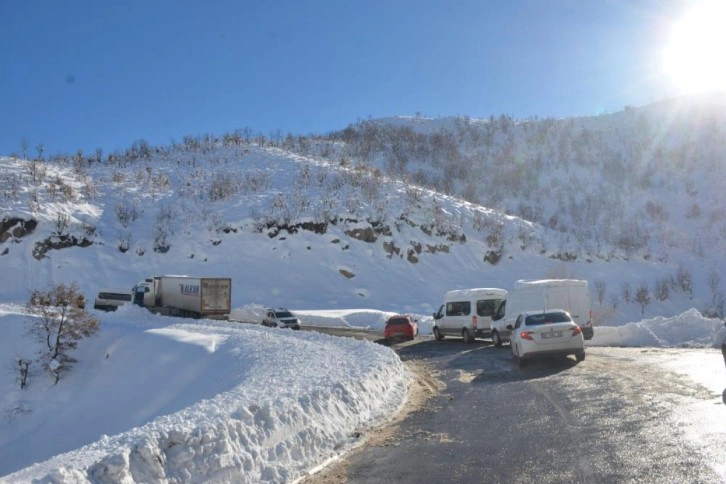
662;1;726;95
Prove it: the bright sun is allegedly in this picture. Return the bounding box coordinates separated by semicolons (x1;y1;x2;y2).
662;1;726;94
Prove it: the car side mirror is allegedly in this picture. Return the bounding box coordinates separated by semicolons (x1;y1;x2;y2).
506;324;513;330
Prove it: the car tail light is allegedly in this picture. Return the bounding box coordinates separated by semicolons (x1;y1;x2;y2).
571;326;582;336
520;331;534;340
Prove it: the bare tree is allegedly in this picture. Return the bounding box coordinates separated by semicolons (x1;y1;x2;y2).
635;283;651;315
621;281;632;304
594;280;607;306
25;283;99;384
708;270;721;307
654;277;670;302
676;265;693;299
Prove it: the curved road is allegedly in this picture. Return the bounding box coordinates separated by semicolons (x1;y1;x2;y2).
303;329;726;483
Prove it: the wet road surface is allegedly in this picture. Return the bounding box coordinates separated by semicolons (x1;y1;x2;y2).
303;328;726;483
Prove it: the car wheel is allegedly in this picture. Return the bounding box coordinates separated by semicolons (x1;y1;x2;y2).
433;327;444;341
492;330;502;347
511;344;522;366
517;355;526;368
576;351;586;362
722;388;726;405
462;328;473;343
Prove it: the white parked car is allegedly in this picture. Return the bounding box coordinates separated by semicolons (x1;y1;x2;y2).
508;309;585;367
262;308;301;329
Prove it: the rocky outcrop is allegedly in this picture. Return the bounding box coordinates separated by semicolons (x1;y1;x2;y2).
33;235;93;260
1;217;37;243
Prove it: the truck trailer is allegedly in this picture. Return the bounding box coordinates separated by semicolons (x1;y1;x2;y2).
133;276;232;319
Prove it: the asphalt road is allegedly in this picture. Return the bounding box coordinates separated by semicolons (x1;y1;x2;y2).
302;327;726;484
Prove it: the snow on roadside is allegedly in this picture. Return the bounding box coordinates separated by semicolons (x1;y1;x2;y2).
1;307;411;483
589;308;726;348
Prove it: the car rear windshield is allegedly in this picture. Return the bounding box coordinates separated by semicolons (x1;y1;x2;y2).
525;312;571;325
387;317;410;325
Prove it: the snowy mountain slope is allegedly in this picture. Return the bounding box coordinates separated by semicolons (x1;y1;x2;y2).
2;98;726;326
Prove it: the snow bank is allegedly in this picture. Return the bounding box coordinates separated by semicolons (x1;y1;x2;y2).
1;308;410;483
590;308;726;348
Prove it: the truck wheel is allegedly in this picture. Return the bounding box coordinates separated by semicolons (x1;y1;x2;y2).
462;328;473;343
492;330;502;347
433;327;444;341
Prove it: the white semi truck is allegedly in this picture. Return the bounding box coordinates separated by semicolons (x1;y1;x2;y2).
133;276;232;319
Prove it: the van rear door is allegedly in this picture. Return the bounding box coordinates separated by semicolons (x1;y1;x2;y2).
545;285;587;327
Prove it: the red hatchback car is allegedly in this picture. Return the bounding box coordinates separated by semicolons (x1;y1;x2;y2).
384;314;419;343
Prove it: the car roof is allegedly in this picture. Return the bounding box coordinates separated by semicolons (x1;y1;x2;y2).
521;309;570;317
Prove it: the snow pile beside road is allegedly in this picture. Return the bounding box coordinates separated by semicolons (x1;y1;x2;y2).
590;308;726;348
2;308;410;483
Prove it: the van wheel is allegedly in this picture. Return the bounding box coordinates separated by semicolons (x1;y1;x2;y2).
491;330;502;347
576;352;586;362
462;328;474;343
433;327;444;341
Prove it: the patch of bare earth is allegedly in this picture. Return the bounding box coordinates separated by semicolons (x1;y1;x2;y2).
298;359;445;483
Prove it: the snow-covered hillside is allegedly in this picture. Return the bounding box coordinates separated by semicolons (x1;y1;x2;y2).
3;96;726;325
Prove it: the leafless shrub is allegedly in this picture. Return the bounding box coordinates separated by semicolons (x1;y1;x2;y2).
241;169;272;194
209;173;240;202
115;200;139;228
654;277;671;301
26;159;46;185
645;200;669;222
54;213;70;236
117;231;132;253
269;193;292;224
685;203;701;220
153;206;175;252
25;283;99;384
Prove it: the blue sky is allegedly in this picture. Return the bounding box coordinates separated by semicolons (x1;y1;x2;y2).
0;0;695;157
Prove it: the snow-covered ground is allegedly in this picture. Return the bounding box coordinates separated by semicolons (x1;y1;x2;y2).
1;301;724;483
0;304;409;483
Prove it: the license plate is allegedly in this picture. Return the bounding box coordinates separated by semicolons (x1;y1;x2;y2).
541;331;562;339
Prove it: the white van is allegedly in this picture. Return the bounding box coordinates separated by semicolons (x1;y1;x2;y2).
432;288;507;343
493;279;593;346
93;288;132;311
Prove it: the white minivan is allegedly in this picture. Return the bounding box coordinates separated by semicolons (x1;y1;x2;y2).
432;288;507;343
493;279;593;346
